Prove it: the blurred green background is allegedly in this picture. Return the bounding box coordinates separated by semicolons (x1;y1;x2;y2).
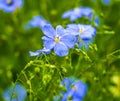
0;0;120;101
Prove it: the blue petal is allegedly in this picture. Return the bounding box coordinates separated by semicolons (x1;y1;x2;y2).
62;10;72;18
61;92;69;101
2;84;27;101
70;15;79;21
61;35;77;48
54;43;68;56
78;24;96;39
66;24;79;36
29;50;41;56
61;77;75;90
53;95;60;101
14;84;27;101
17;0;24;8
102;0;111;5
42;36;55;49
78;39;92;49
42;24;56;38
72;81;88;98
2;91;10;101
56;25;66;37
0;0;23;12
94;16;100;27
2;5;15;12
80;7;93;17
41;48;51;54
72;97;82;101
67;24;79;32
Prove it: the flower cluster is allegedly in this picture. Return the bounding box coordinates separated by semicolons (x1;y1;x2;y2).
2;83;27;101
0;0;23;12
28;6;99;57
30;23;96;56
53;77;88;101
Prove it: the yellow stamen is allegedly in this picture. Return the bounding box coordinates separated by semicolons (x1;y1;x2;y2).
6;0;12;4
79;29;83;34
54;37;60;43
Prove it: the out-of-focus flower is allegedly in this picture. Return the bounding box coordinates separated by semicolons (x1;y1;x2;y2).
53;77;88;101
62;7;93;21
2;83;27;101
29;47;51;56
26;15;49;29
94;16;100;27
42;24;76;56
101;0;111;5
66;24;96;49
0;0;23;12
92;0;111;5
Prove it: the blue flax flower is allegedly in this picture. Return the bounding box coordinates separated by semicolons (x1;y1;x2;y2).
62;7;93;21
29;47;51;56
42;24;76;56
66;24;96;39
0;0;23;12
66;24;96;49
53;77;88;101
2;83;27;101
26;15;49;29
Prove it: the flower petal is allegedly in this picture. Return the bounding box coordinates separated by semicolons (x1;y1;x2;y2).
72;81;88;98
70;15;80;21
61;35;77;48
62;10;71;18
42;36;55;49
56;25;66;37
78;39;92;49
54;43;68;56
66;24;79;36
29;50;41;56
78;24;96;39
42;24;56;38
67;24;79;31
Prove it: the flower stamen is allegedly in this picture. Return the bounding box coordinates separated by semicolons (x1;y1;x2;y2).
6;0;12;4
54;37;60;43
79;29;83;34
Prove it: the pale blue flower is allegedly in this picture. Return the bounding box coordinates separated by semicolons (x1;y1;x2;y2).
29;47;51;56
66;24;96;39
2;84;27;101
66;24;96;49
26;15;49;29
42;24;76;56
53;77;88;101
62;7;93;21
0;0;23;12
